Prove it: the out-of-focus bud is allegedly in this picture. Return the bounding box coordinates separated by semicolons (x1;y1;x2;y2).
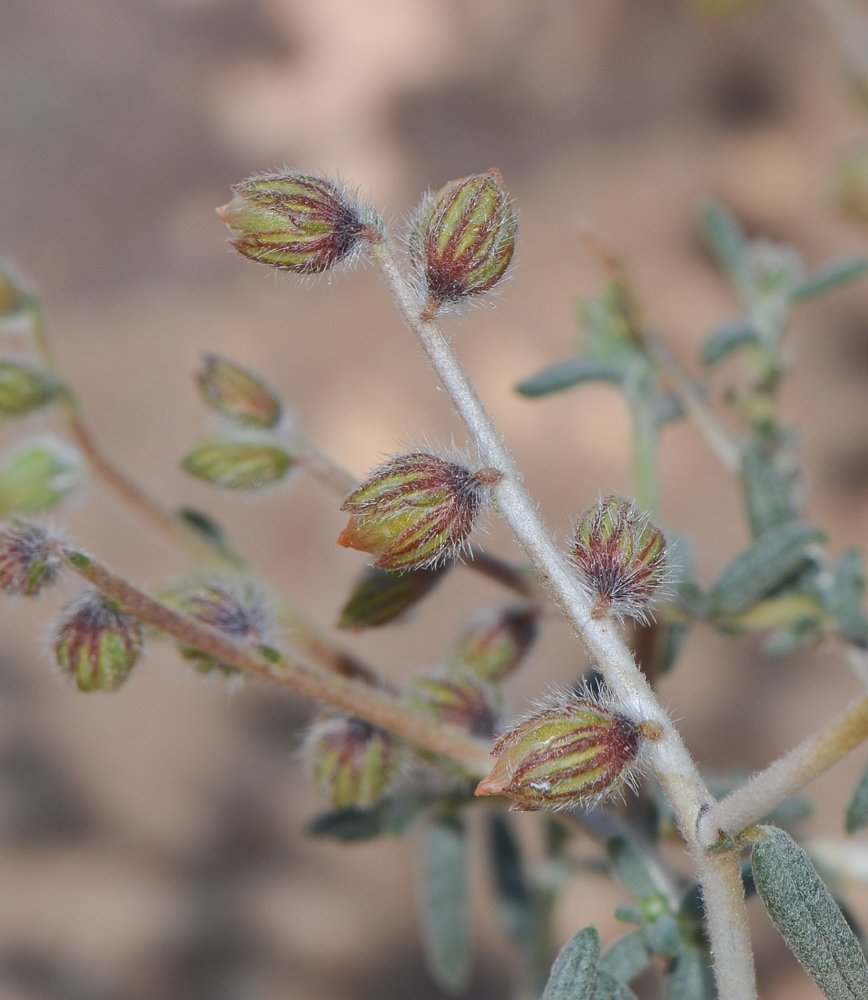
410;168;517;311
304;714;400;809
0;520;63;596
572;495;666;622
337;563;452;629
53;590;144;692
411;675;498;738
338;453;501;571
163;577;277;676
446;603;540;681
182;432;295;490
0;261;27;318
0;436;85;515
832;150;868;227
475;695;642;811
0;360;61;419
217;171;375;274
196;354;283;429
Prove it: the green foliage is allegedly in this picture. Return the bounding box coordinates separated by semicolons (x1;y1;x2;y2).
844;757;868;834
420;816;471;993
598;930;652;984
699;318;759;367
487;813;534;941
515;358;624;397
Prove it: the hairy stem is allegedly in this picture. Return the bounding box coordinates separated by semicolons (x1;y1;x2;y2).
699;693;868;848
364;230;757;1000
63;548;492;773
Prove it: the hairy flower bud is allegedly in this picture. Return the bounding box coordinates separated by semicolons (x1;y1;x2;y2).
410;168;517;310
572;496;666;622
53;590;144;692
0;520;63;595
476;695;642;811
163;577;277;676
338;453;501;571
447;603;540;681
0;360;61;419
217;171;375;274
182;432;295;490
197;354;283;429
0;437;85;515
304;714;400;809
411;676;498;738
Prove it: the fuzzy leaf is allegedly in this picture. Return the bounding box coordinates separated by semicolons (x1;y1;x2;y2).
337;563;452;628
598;931;652;985
421;816;471;994
740;437;800;539
845;758;868;834
607;836;665;903
700;204;751;297
752;825;868;999
594;970;639;1000
488;813;534;941
516;358;625;398
700;318;759;367
661;946;712;1000
306;795;427;841
541;926;601;1000
708;522;825;619
791;256;868;302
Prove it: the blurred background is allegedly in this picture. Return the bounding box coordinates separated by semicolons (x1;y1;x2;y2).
4;0;868;997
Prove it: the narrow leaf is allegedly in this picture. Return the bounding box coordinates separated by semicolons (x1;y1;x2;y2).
594;970;639;1000
752;825;868;999
661;946;712;1000
700;204;751;297
488;813;534;941
845;757;868;834
337;563;452;628
791;256;868;302
421;816;471;994
541;926;600;1000
740;437;800;539
708;522;825;619
516;358;625;398
307;795;426;841
699;319;759;367
598;930;652;985
607;836;665;903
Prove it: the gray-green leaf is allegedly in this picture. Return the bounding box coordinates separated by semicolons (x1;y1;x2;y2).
594;970;639;1000
845;757;868;834
598;930;651;985
488;813;534;941
752;825;868;999
700;204;751;298
740;436;800;539
542;926;600;1000
662;946;712;1000
421;817;471;994
791;256;868;302
700;319;759;367
516;358;625;398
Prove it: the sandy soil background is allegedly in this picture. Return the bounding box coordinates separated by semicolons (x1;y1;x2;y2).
3;0;868;997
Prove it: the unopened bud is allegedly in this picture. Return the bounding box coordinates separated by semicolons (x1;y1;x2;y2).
572;496;666;622
217;171;375;274
0;436;85;515
0;520;63;596
338;453;500;571
337;563;452;629
476;695;642;811
163;577;277;676
304;714;400;809
410;169;517;311
411;676;498;738
447;603;540;681
53;590;144;692
182;432;294;490
0;360;61;419
197;354;283;429
0;261;27;318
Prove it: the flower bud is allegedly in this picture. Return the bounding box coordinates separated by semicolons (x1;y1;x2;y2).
572;495;666;622
338;453;500;571
411;676;498;738
0;520;63;596
217;171;374;274
163;577;277;676
0;436;85;515
337;563;452;629
475;695;642;811
0;261;27;318
304;714;400;809
0;360;61;419
446;603;540;681
196;354;283;429
182;432;294;490
410;169;517;310
53;590;144;692
833;151;868;227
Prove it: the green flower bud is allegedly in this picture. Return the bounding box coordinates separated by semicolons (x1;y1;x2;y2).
217;171;376;274
410;168;517;310
411;676;498;738
182;431;295;489
572;495;666;622
337;563;453;629
833;150;868;227
446;603;540;681
304;714;400;809
53;590;144;692
196;353;283;429
0;520;63;596
0;359;61;419
475;695;642;811
338;453;501;571
0;436;85;514
162;576;277;676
